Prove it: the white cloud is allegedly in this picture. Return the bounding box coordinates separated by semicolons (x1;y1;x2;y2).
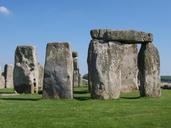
0;6;11;15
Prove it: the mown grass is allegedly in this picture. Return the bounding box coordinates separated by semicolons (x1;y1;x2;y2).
0;86;171;128
0;88;15;94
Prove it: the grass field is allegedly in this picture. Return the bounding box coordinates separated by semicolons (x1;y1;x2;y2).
0;86;171;128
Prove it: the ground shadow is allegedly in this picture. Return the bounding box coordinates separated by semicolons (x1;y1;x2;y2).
0;92;15;94
74;87;142;100
74;96;91;101
73;87;90;101
74;90;89;94
120;96;141;99
0;97;42;101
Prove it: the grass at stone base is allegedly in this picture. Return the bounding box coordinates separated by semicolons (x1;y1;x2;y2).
0;86;171;128
0;88;15;94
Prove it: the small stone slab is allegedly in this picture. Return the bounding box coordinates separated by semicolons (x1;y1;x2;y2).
0;71;5;89
90;29;153;43
4;64;14;88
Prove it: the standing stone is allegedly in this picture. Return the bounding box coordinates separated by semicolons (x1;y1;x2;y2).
4;64;14;88
13;45;39;94
43;42;73;99
72;51;81;87
73;70;81;87
0;70;5;89
89;29;159;98
81;78;88;86
120;44;139;92
138;43;161;97
88;39;122;99
38;64;44;91
87;43;93;93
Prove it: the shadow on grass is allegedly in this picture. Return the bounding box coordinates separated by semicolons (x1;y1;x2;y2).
74;90;89;94
0;92;14;94
120;96;141;99
74;88;141;100
74;88;91;101
0;96;42;101
74;96;91;101
0;97;42;101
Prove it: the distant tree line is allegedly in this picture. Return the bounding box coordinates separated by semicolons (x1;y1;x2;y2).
161;76;171;82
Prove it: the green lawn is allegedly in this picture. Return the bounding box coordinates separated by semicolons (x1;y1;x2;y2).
0;86;171;128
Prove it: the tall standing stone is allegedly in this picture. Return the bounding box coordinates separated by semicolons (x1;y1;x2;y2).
13;45;39;94
43;43;73;99
4;64;14;88
87;43;93;93
38;64;44;91
88;39;122;99
120;44;139;92
72;51;81;87
138;43;161;97
0;70;5;89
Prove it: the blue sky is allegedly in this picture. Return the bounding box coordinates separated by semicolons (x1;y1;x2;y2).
0;0;171;75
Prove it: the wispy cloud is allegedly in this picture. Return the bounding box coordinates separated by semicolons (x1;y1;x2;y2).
0;6;11;15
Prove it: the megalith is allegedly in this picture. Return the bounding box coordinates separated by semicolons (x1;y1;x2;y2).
72;51;81;87
0;70;5;89
120;44;139;92
38;64;44;91
88;39;123;99
138;43;161;97
13;45;39;94
43;42;73;99
88;29;157;99
81;78;88;86
90;29;153;43
4;64;14;88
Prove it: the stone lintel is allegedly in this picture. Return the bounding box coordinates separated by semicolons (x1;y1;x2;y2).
90;29;153;43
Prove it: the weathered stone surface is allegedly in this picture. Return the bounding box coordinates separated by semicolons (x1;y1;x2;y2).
138;43;161;97
4;64;14;88
91;29;153;43
73;70;81;87
72;51;81;87
72;52;79;71
38;64;44;91
13;45;39;94
43;43;73;99
81;78;88;86
0;71;5;89
88;39;122;99
120;44;139;92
